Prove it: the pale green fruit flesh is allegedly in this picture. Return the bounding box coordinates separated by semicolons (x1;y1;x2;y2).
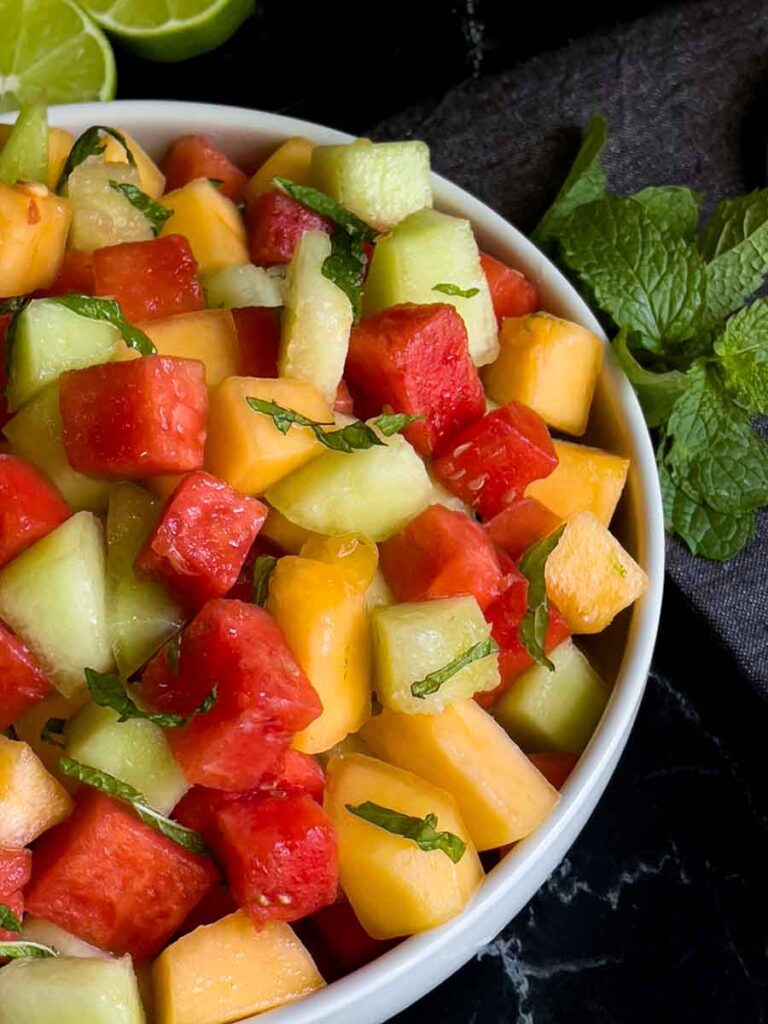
493;639;609;753
7;299;119;413
0;511;112;699
106;483;184;679
266;432;432;542
67;156;154;253
0;956;145;1024
204;263;285;308
21;919;109;959
372;596;500;714
3;384;112;513
311;139;432;232
363;208;498;366
279;229;353;405
65;703;188;815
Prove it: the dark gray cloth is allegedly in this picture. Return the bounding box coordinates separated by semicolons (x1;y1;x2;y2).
370;0;768;694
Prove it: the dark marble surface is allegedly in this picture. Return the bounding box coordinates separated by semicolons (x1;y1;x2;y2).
115;2;768;1020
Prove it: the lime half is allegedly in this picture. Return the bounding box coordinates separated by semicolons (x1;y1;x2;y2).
0;0;116;113
79;0;256;62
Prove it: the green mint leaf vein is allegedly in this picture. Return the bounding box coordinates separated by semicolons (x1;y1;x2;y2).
611;328;690;427
371;413;423;436
58;757;209;855
0;904;22;933
699;190;768;322
345;801;466;863
517;525;566;670
84;667;216;728
0;941;58;959
631;186;701;242
659;463;756;560
252;554;278;607
322;228;367;322
411;637;499;698
246;397;414;452
109;181;173;236
713;299;768;414
274;177;377;242
57;125;135;192
432;282;480;298
50;295;156;355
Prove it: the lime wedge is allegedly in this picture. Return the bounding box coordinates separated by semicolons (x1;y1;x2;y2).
78;0;256;63
0;0;116;113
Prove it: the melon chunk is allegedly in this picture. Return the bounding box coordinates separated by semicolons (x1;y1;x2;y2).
203;263;284;309
101;129;165;199
362;699;558;850
21;918;109;959
363;208;498;366
0;955;145;1024
324;753;483;939
493;639;609;753
0;511;112;697
245;136;314;200
311;139;432;231
266;431;432;541
545;511;649;634
153;910;324;1024
0;735;72;847
526;439;629;527
0;183;71;297
12;692;86;787
66;156;153;253
159;179;248;277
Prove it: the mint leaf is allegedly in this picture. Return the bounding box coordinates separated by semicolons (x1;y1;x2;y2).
611;328;690;427
558;196;707;349
109;181;173;237
40;717;66;748
58;757;209;855
0;904;21;933
533;114;607;245
699;190;768;322
246;397;413;453
713;300;768;413
57;125;135;192
432;283;480;299
631;186;701;241
410;637;499;699
274;177;377;242
660;464;756;560
252;555;278;607
0;942;58;959
517;525;566;669
345;802;466;863
322;229;367;322
371;413;423;436
50;295;156;356
84;667;216;728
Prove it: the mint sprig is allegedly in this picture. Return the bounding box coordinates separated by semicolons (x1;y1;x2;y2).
57;125;135;192
517;526;566;669
109;181;173;236
0;904;21;933
345;801;466;863
432;283;480;299
410;637;499;698
50;295;156;356
0;941;58;959
84;667;216;728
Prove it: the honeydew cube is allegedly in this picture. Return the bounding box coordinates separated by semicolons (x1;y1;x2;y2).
159;179;248;277
6;298;119;413
245;136;315;201
114;309;242;389
21;919;110;959
525;439;629;527
363;208;498;366
0;512;112;698
66;157;154;252
483;313;604;436
311;139;432;231
492;639;609;753
203;263;284;309
153;910;324;1024
0;182;71;297
545;511;649;634
260;506;320;553
205;376;332;495
365;569;393;611
324;753;483;939
280;230;353;405
0;735;73;847
266;430;432;541
0;955;145;1024
101;129;166;198
362;699;558;851
3;384;113;513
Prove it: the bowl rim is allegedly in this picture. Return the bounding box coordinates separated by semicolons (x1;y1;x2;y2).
14;100;665;1024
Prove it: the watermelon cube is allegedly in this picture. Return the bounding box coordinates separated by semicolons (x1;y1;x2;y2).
0;889;24;941
142;599;322;790
345;303;485;456
163;135;248;202
135;471;267;610
59;357;208;478
432;402;558;519
0;848;31;942
485;498;561;561
0;621;52;730
92;235;204;324
25;790;218;962
302;902;395;981
232;306;280;377
0;455;70;568
379;504;506;611
39;248;94;297
246;191;332;266
480;252;539;324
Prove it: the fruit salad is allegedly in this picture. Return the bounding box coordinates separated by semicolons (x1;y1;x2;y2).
0;102;649;1024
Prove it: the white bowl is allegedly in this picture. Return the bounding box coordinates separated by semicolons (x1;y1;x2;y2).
24;100;665;1024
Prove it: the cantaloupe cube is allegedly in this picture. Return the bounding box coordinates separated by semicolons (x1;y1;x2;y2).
526;440;629;526
0;183;70;296
484;313;603;436
545;511;649;633
269;555;371;754
205;376;332;494
0;735;73;847
13;692;86;788
153;910;324;1024
261;506;320;553
361;700;557;851
113;309;242;389
0;126;74;191
299;532;378;590
245;136;315;201
324;753;483;939
160;180;247;277
102;129;166;198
